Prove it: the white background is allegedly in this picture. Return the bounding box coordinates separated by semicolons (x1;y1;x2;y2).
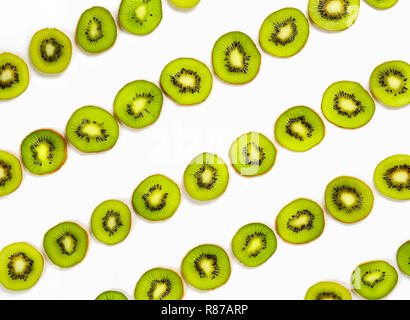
0;0;409;300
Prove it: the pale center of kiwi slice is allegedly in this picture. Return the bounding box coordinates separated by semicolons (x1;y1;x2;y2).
177;74;196;89
45;42;56;58
34;142;51;162
339;190;358;208
290;214;310;228
362;270;385;288
62;236;76;254
228;48;244;69
324;0;345;15
247;143;262;164
8;253;33;280
89;22;101;40
247;237;263;255
0;68;14;83
81;122;103;137
57;233;78;256
386;75;402;91
131;97;149;114
12;256;29;275
277;24;294;41
291;121;310;138
147;189;165;208
287;210;314;232
199;257;216;277
316;292;342;300
0;166;7;180
151;282;169;300
135;4;148;21
391;169;409;185
200;168;214;185
339;97;358;113
106;216;117;230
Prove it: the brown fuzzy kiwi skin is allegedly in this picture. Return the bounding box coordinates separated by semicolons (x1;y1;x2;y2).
0;52;30;100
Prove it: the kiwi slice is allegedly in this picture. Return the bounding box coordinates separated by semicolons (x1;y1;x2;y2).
91;200;132;245
259;8;309;58
352;260;398;300
134;268;184;300
96;290;128;300
369;60;410;108
184;152;229;201
373;154;410;200
114;80;163;129
305;281;352;300
119;0;162;35
76;6;117;53
364;0;398;9
325;176;374;223
275;106;325;152
229;132;277;177
29;28;72;74
308;0;360;31
0;151;23;198
231;223;277;267
170;0;200;8
212;31;261;84
181;244;230;290
66;105;119;153
396;241;410;276
160;58;213;105
0;53;29;100
0;242;43;291
276;198;325;244
132;174;181;221
43;221;89;268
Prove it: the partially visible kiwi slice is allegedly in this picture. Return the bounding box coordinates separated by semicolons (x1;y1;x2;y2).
0;150;23;198
396;241;410;276
364;0;398;9
305;281;352;300
170;0;200;8
0;53;29;100
119;0;162;35
96;290;128;300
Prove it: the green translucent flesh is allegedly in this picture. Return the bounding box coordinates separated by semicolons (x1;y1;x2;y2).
132;174;181;221
364;0;398;9
305;281;352;300
308;0;360;31
325;176;374;223
119;0;162;35
96;290;128;300
229;132;277;177
259;8;309;58
160;58;213;105
212;31;261;84
76;7;117;53
276;198;325;244
373;154;410;200
183;153;229;201
114;80;163;128
181;244;230;290
135;268;184;300
352;260;398;300
0;151;22;197
0;53;29;100
66;106;119;153
43;222;88;268
231;223;277;267
397;241;410;276
275;106;325;152
370;60;410;107
29;28;72;74
170;0;200;8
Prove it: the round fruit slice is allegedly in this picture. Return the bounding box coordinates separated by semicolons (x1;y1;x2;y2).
0;53;29;100
259;7;309;58
96;290;128;300
170;0;200;8
305;281;352;300
364;0;398;9
396;241;410;276
0;151;23;197
119;0;162;35
181;244;230;290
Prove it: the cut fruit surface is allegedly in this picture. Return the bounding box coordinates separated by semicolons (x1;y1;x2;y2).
0;52;29;100
0;151;23;197
119;0;162;35
305;281;352;300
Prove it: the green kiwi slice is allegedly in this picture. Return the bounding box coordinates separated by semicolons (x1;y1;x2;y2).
276;198;325;244
134;268;184;300
373;154;410;200
43;221;89;268
91;200;132;245
259;8;309;58
170;0;200;8
66;105;119;153
325;176;374;223
308;0;360;31
275;106;325;152
0;151;23;198
114;80;163;129
305;281;352;300
119;0;162;35
96;290;128;300
231;223;277;267
132;174;181;221
29;28;72;74
181;244;230;290
212;31;261;84
76;6;117;53
364;0;398;9
396;241;410;276
0;53;29;100
0;242;43;291
352;260;398;300
369;60;410;107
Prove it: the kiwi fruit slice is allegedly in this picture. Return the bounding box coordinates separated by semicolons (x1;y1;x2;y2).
114;80;163;129
229;132;277;177
369;60;410;107
43;221;89;268
0;151;23;198
212;31;261;84
373;154;410;200
325;176;374;223
352;260;398;300
29;28;72;74
231;223;277;267
275;106;325;152
305;281;352;300
132;174;181;221
0;53;29;100
259;8;309;58
181;244;230;290
160;58;213;105
308;0;360;31
134;268;184;300
66;105;119;153
170;0;200;8
276;198;325;244
364;0;398;9
96;290;128;300
119;0;162;35
184;152;229;201
0;242;43;291
76;6;117;54
396;241;410;276
91;200;132;245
